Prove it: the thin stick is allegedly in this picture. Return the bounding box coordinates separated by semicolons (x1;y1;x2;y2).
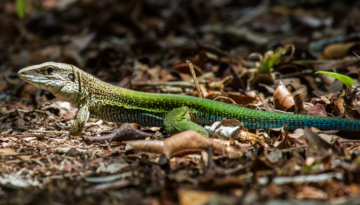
212;96;236;104
105;140;112;152
7;134;38;138
186;60;203;98
28;130;68;134
47;155;54;167
352;51;360;59
2;153;33;156
279;145;307;153
255;91;263;103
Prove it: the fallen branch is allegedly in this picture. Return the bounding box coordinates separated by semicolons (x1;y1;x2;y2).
126;130;242;159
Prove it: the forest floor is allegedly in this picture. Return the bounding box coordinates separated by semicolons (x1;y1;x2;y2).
1;0;360;204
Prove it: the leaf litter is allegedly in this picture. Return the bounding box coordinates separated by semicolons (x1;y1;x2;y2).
2;0;360;204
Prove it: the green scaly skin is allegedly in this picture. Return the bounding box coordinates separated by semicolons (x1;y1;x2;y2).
18;62;360;138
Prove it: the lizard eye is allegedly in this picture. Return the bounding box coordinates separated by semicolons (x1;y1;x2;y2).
68;73;74;81
46;67;54;74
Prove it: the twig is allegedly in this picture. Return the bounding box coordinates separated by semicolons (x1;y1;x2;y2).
47;155;53;167
2;153;32;156
105;140;112;151
1;109;57;116
32;159;45;166
7;134;38;138
279;145;307;153
5;160;22;164
339;139;360;143
84;179;131;194
28;130;68;134
186;60;203;98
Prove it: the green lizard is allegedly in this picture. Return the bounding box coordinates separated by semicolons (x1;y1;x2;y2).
18;62;360;137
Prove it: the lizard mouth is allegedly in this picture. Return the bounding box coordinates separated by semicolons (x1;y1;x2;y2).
18;68;49;88
18;69;35;84
17;69;31;83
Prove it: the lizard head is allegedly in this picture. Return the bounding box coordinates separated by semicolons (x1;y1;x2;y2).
18;62;82;104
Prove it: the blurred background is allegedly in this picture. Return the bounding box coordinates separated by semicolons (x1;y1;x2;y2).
1;0;360;92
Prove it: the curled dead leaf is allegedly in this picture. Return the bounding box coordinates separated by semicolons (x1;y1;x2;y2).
273;82;295;111
333;99;345;116
294;94;307;115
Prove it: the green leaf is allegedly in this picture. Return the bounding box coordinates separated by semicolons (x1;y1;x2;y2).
16;0;26;19
315;71;354;89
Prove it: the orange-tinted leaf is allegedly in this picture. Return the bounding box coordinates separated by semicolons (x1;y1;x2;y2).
273;82;294;111
0;148;16;154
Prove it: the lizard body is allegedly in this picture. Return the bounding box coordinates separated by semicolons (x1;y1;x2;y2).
18;62;360;137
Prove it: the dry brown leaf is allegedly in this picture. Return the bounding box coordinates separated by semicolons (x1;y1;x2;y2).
0;148;16;154
333;99;345;116
318;42;356;60
304;127;341;158
273;82;294;111
172;62;203;76
288;128;304;139
344;104;360;119
178;189;215;205
15;154;39;161
203;90;223;100
306;103;327;117
238;130;265;143
227;92;257;106
294;94;307;115
296;186;328;200
311;96;331;105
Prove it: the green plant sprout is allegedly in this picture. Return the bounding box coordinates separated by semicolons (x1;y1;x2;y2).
315;51;360;89
16;0;26;19
315;71;354;89
249;44;294;74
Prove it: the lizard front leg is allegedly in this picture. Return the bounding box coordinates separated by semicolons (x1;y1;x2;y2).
163;106;209;137
68;105;90;138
